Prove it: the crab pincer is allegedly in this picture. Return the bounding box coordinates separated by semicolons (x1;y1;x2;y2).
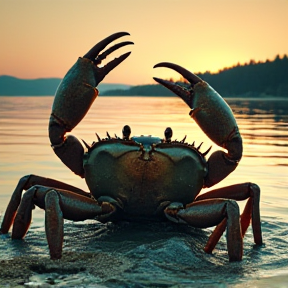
153;62;242;187
49;32;133;177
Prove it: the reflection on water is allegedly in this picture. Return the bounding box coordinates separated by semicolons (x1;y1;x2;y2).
0;96;287;287
229;99;288;159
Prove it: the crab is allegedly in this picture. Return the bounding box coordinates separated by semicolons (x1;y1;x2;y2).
0;32;263;261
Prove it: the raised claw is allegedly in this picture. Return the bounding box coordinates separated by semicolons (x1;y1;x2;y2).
154;62;243;187
49;32;133;177
51;32;133;132
153;61;239;148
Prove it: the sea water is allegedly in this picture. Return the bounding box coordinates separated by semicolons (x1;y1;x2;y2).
0;96;287;287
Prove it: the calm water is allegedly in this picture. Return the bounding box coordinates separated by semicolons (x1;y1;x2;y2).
0;96;287;287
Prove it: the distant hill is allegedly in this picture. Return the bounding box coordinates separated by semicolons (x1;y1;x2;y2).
0;76;131;96
1;55;287;97
103;55;288;97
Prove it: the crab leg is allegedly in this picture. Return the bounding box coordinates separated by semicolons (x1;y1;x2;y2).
153;63;242;187
49;32;133;177
0;174;90;234
165;199;243;261
45;190;64;259
8;185;114;259
196;182;262;246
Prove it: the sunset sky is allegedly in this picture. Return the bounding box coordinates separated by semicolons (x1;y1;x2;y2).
1;0;287;85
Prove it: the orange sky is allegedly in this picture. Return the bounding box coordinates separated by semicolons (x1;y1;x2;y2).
0;0;287;85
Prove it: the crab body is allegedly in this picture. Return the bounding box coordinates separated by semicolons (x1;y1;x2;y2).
1;32;263;262
84;137;207;219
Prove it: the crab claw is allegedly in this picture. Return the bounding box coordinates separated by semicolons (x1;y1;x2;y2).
153;62;238;147
153;62;202;108
51;32;133;132
49;32;133;177
154;62;242;187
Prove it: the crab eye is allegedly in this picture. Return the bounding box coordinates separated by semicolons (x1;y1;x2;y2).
164;127;173;142
122;125;131;140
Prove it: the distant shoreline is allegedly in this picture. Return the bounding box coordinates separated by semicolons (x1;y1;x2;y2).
1;55;287;97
